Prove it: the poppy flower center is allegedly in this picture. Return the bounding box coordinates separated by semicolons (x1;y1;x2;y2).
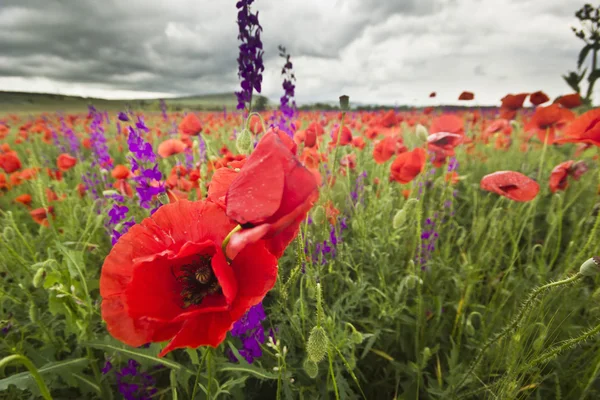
174;255;221;308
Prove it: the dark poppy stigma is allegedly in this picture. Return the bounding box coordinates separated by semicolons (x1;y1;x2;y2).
175;255;221;307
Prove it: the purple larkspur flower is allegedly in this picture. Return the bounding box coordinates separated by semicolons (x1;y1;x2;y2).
229;303;267;364
118;112;130;122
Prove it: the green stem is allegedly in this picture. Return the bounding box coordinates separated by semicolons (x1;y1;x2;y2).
0;354;52;400
453;273;583;393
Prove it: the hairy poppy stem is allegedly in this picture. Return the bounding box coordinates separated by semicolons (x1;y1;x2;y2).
453;272;583;394
0;354;52;400
222;224;242;263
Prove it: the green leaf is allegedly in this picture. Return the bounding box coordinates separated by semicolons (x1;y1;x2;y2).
0;357;88;393
219;365;280;380
578;44;593;69
588;69;600;84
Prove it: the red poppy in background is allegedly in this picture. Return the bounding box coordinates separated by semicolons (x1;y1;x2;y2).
56;153;77;171
529;91;550;106
158;139;187;158
499;93;528;120
112;165;132;180
525;104;575;144
100;200;278;357
373;136;406;164
30;206;54;227
555;108;600;147
554;93;583;109
390;147;426;184
0;152;21;174
209;130;319;259
458;91;474;101
430;114;465;135
331;125;353;146
14;193;32;207
549;160;588;193
427;132;463;154
480;171;539;202
429;92;437;98
484;119;513;136
248;114;264;135
179;114;203;136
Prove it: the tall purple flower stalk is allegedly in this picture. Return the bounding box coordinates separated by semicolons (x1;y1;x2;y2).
82;106;112;201
102;359;157;400
160;99;168;122
59;115;80;156
126;116;164;211
276;45;297;137
235;0;264;111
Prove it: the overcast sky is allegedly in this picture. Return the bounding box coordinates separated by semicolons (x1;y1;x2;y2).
0;0;585;106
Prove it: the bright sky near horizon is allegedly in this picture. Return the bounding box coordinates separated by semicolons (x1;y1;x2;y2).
0;0;586;106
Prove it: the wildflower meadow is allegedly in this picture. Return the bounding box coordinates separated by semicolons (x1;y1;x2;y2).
1;2;600;400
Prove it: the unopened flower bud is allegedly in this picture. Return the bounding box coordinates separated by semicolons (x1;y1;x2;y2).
415;124;429;143
580;257;600;276
392;209;406;229
32;267;46;288
303;358;318;378
236;128;253;154
312;206;326;225
307;326;328;363
29;303;38;323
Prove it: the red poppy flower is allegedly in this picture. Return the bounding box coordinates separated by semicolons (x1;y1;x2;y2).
389;147;426;184
427;132;462;156
112;165;132;180
158;139;187;158
501;93;528;110
484;119;512;136
554;108;600;147
529;91;550;106
549;160;588;193
100;199;278;357
179;114;203;136
525;104;575;144
429;92;437;98
208;131;319;259
373;136;406;164
14;193;32;207
480;171;539;202
248;114;264;135
458;91;474;101
352;136;366;149
30;206;54;227
0;152;21;173
331;125;353;146
430;114;464;135
56;153;77;171
554;93;582;109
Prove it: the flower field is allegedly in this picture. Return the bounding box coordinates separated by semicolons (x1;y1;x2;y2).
0;96;599;400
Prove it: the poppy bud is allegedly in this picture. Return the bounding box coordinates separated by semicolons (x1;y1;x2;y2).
350;329;363;345
312;205;325;225
29;303;38;323
303;358;318;378
339;95;350;111
415;124;429;143
307;326;328;363
32;267;46;288
236;128;253;155
392;209;406;229
157;191;170;205
102;190;119;197
580;257;600;276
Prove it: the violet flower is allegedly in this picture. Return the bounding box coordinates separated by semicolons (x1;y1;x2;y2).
228;303;267;364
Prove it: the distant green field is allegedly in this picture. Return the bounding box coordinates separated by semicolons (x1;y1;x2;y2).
0;91;270;114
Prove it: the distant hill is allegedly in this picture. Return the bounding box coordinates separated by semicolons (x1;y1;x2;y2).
0;91;271;114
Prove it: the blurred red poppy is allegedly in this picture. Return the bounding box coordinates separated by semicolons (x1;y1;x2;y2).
158;139;187;158
179;114;203;136
525;104;575;144
100;199;278;357
373;136;406;164
529;91;550;106
458;91;474;101
430;114;464;136
549;160;588;193
555;108;600;147
390;147;426;184
480;171;539;202
0;153;21;173
56;153;77;171
554;93;582;109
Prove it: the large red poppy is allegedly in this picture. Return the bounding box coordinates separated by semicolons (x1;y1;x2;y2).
389;147;426;184
555;108;600;147
480;171;539;202
525;104;575;144
430;114;464;136
100;199;278;357
549;160;588;193
373;136;406;164
0;152;22;174
208;130;319;259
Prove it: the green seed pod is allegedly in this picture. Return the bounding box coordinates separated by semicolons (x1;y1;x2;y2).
580;257;600;277
29;303;38;323
32;268;46;288
403;198;419;213
339;95;350;111
307;326;329;363
533;331;547;352
303;358;318;378
102;190;119;197
392;209;406;229
312;206;326;225
236;128;253;155
415;124;429;143
465;321;475;336
157;191;170;205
